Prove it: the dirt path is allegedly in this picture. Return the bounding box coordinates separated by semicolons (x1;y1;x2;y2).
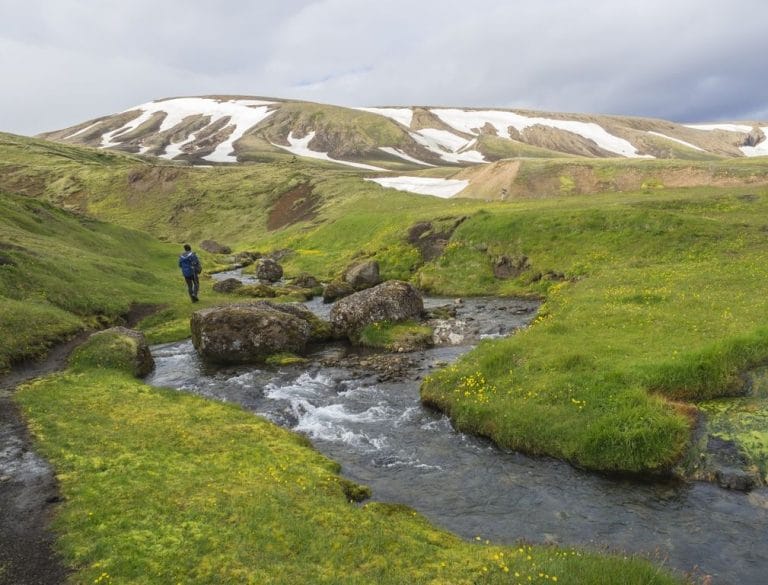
0;333;89;585
0;303;160;585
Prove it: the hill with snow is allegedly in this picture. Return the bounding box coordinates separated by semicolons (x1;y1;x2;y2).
40;96;768;172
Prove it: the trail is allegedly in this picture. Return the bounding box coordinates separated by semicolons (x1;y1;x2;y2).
0;333;88;585
0;303;158;585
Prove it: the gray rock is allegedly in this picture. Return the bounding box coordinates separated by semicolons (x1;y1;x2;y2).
291;272;320;289
344;260;381;290
330;280;424;340
255;258;284;282
200;239;232;254
323;280;354;303
212;278;243;293
191;303;311;364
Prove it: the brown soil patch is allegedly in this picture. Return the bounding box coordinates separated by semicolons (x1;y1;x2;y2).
267;183;319;231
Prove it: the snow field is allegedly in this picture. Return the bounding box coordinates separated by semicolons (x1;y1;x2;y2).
430;108;651;158
100;97;276;162
366;176;469;198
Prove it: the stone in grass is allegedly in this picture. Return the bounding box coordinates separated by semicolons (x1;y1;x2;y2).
255;258;284;282
330;280;424;341
212;278;244;293
199;239;232;255
70;327;154;377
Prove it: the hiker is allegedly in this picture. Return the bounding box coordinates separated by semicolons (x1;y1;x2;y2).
179;244;202;302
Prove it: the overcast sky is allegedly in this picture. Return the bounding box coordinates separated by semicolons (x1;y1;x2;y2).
1;0;767;136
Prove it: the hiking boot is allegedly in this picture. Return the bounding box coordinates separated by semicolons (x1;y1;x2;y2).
191;295;199;302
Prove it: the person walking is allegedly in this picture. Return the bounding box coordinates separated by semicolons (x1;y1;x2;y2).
179;244;202;302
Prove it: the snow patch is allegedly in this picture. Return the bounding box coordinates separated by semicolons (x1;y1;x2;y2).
356;107;413;128
431;108;652;158
366;176;469;198
684;123;754;133
409;129;486;163
379;147;435;166
647;131;705;152
273;131;386;171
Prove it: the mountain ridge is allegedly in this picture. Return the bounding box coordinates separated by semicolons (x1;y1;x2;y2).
40;95;768;170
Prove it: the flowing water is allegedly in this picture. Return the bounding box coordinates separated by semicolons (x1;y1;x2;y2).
147;294;768;584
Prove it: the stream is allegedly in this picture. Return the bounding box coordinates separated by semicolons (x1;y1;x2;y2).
146;291;768;585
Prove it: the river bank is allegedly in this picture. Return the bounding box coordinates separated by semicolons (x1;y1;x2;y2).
147;295;768;585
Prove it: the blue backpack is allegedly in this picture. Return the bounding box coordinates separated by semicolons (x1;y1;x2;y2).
179;252;201;277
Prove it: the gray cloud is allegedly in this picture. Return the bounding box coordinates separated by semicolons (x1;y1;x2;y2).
1;0;766;135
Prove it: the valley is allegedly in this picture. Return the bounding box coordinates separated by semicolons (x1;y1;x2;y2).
2;111;768;583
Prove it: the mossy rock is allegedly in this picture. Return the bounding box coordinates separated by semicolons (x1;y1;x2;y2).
70;327;154;377
235;284;276;298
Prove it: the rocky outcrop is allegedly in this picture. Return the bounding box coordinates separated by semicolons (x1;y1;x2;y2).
323;280;354;303
255;258;284;282
200;239;232;254
493;255;531;279
330;280;424;340
344;260;381;290
212;278;243;293
407;217;467;261
190;303;311;364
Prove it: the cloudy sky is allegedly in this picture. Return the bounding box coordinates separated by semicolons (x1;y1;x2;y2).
1;0;767;136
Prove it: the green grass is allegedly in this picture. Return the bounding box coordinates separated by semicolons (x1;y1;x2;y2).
358;320;433;349
16;365;683;585
421;187;768;472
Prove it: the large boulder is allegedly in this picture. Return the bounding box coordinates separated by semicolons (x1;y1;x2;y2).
256;258;284;282
200;239;232;254
330;280;424;340
344;260;381;290
191;303;311;364
70;327;154;377
212;278;243;293
323;280;354;303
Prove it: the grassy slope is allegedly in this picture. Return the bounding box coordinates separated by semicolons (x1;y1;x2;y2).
0;190;176;370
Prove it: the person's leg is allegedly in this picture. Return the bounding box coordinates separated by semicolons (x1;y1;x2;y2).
191;274;200;300
184;276;195;300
